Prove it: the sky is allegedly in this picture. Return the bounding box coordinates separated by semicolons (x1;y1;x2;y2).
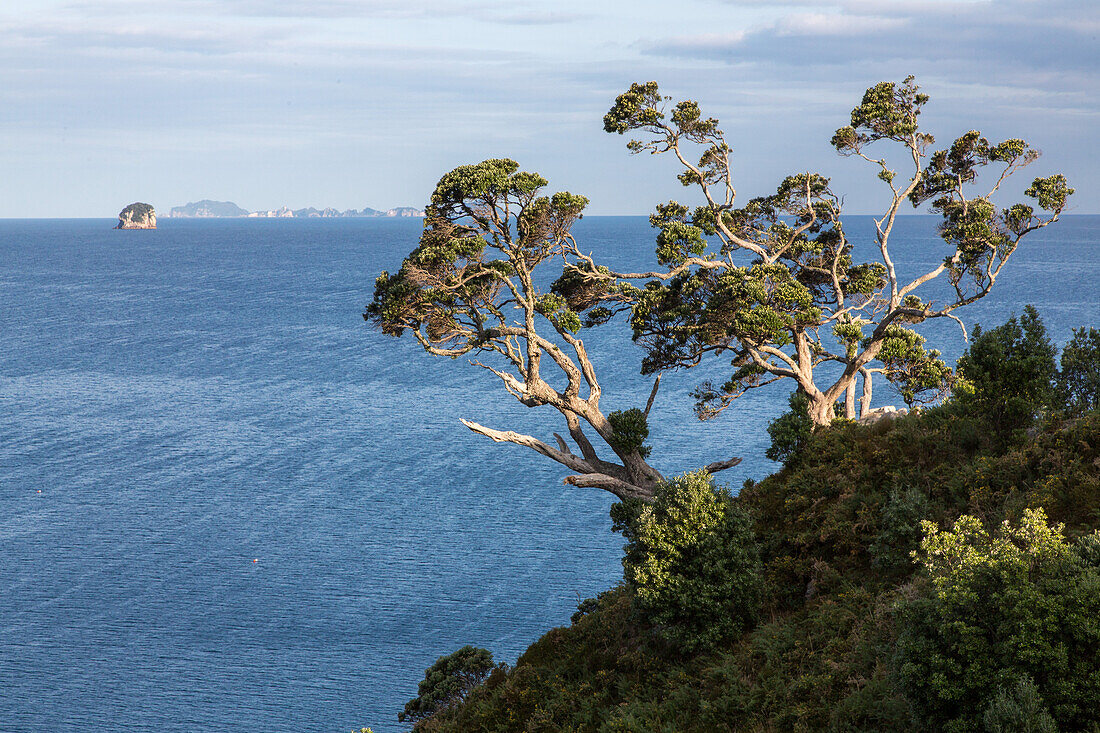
1;0;1097;217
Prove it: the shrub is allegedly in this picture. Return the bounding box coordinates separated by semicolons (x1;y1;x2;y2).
868;485;930;575
617;471;762;652
1057;326;1100;413
399;646;499;726
954;305;1057;441
766;392;815;464
607;408;652;458
982;677;1057;733
897;509;1100;732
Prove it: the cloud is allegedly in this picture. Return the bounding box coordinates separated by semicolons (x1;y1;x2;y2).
1;0;1096;216
61;0;588;23
648;0;1100;75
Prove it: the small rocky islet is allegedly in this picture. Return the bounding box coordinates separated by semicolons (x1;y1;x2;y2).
116;202;157;229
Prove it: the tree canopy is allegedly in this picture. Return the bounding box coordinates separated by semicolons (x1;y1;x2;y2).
367;77;1071;501
366;158;739;500
588;76;1072;426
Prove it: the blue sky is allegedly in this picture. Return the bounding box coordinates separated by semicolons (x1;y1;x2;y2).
1;0;1097;216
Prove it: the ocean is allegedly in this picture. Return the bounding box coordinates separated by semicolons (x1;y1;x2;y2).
1;216;1097;731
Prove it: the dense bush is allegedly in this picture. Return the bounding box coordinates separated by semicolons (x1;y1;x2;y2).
981;677;1057;733
606;408;652;458
407;311;1100;732
617;471;762;652
765;391;845;465
399;646;499;726
765;391;815;464
1057;326;1100;413
954;305;1057;440
898;510;1100;732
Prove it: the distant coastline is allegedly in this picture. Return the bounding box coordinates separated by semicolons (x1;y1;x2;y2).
167;199;424;219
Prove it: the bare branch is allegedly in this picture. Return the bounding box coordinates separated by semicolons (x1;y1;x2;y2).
702;456;742;473
461;419;599;477
563;473;655;502
643;374;662;418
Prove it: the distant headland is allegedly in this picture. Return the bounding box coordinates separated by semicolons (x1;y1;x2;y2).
117;202;157;229
167;200;424;219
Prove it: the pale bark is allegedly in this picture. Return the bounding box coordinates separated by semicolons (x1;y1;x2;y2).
461;419;739;501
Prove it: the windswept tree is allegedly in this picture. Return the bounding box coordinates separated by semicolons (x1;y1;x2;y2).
366;159;740;501
572;76;1073;426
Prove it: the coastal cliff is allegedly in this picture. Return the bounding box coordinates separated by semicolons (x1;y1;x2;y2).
116;203;156;229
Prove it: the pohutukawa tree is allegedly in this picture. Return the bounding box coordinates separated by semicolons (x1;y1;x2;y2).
366;159;741;501
575;76;1073;426
367;78;1072;499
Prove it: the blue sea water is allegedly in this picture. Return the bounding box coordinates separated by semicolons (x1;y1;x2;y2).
1;216;1097;732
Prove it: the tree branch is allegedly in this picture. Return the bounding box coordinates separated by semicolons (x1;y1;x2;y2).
702;456;742;473
643;374;662;418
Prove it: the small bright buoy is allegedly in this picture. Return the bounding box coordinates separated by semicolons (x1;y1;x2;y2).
253;558;258;563
37;490;42;494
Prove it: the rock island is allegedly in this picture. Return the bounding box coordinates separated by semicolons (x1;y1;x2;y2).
116;202;157;229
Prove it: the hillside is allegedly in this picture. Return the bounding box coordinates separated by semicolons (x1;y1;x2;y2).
397;313;1100;732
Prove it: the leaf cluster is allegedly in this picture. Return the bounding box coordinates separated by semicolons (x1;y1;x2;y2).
831;75;932;154
1057;326;1100;412
365;159;592;351
606;408;652;459
873;325;953;408
898;509;1100;732
955;305;1058;441
400;646;500;725
616;471;763;652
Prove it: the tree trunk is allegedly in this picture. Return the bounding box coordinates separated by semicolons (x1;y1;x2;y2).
807;393;836;428
845;379;857;419
859;370;873;418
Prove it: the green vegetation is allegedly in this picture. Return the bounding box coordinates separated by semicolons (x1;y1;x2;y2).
368;74;1087;733
1057;326;1100;412
898;509;1100;732
399;646;501;725
954;305;1058;442
399;309;1100;732
615;472;761;652
366;76;1071;502
121;202;154;218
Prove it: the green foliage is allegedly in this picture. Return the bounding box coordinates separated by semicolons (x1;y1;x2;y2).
603;81;664;135
606;408;652;458
954;305;1057;439
982;677;1057;733
630;261;821;377
1026;174;1075;212
764;391;848;465
618;472;762;652
832;76;930;151
120;202;155;220
869;485;930;575
898;509;1100;732
765;391;815;464
873;325;953;408
366;158;593;347
534;293;581;334
650;201;708;265
399;646;499;726
420;403;1100;732
1057;326;1100;413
